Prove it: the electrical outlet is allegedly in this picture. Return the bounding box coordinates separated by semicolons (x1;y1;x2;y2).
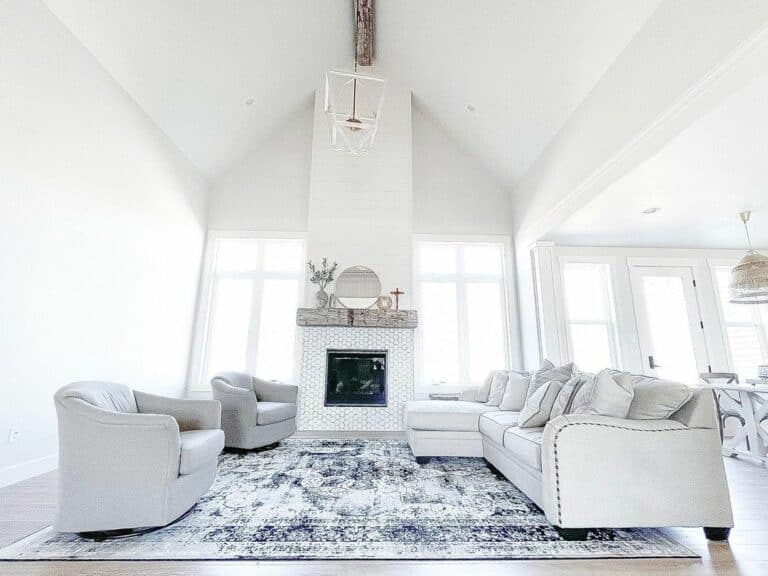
7;428;20;444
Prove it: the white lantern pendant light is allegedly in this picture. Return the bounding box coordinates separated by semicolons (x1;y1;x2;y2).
324;64;385;156
730;211;768;304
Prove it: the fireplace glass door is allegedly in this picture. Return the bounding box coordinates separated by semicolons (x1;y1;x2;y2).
325;350;387;407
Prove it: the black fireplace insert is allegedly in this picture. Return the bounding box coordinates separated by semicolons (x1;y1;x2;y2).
325;349;387;407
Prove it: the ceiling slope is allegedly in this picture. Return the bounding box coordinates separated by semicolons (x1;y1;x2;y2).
43;0;660;186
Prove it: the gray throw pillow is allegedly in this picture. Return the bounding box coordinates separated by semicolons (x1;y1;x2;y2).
549;374;583;421
570;370;634;418
499;370;530;411
518;380;563;428
526;360;575;400
486;371;509;406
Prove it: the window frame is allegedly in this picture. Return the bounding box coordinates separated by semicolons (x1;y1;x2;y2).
413;234;515;391
708;258;768;378
187;230;306;392
555;256;622;371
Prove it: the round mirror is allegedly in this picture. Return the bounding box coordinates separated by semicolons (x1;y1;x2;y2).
335;266;381;309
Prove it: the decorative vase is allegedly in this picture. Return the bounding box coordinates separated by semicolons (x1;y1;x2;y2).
376;295;393;311
315;286;329;308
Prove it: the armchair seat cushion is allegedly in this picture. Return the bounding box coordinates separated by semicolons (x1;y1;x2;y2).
479;411;520;445
256;402;297;426
503;426;544;471
179;429;224;475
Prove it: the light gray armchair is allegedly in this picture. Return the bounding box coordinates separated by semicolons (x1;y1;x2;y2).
211;372;298;449
54;381;224;534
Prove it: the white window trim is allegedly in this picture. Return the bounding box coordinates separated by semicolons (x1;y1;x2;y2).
708;257;768;377
554;255;622;370
187;230;307;392
413;234;517;392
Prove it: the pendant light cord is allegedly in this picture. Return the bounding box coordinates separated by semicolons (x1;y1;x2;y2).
740;211;754;250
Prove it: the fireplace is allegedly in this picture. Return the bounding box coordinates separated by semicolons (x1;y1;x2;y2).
325;349;387;407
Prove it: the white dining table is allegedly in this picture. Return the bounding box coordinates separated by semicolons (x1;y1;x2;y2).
698;382;768;463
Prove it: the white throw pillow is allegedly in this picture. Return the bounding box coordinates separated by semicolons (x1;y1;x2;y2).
518;380;563;428
475;371;494;403
625;375;694;419
499;370;530;411
486;371;509;406
525;360;575;400
570;370;634;418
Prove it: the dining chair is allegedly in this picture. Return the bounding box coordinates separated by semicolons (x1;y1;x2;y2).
699;372;748;451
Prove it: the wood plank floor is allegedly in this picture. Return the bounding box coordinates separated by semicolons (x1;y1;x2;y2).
1;455;766;576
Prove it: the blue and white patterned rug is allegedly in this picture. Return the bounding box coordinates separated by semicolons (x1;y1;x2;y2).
2;439;696;560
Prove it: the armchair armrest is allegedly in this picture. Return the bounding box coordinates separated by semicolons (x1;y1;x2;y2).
459;387;479;402
134;390;221;431
540;414;733;529
252;377;298;404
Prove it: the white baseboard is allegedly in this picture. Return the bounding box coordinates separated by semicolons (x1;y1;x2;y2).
0;454;58;489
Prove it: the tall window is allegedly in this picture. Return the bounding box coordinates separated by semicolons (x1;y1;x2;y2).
561;262;620;372
416;239;511;388
713;266;768;380
191;234;304;390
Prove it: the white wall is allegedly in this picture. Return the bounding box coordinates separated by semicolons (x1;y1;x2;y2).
0;0;209;486
207;99;313;231
412;105;512;235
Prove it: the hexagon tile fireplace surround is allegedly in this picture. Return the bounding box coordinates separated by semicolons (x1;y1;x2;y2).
295;308;417;432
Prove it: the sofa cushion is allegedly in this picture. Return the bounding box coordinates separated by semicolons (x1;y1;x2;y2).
519;380;562;428
476;372;494;402
256;402;297;425
499;371;530;411
179;429;225;475
503;426;544;471
406;400;499;432
486;371;509;406
570;370;634;418
478;411;520;445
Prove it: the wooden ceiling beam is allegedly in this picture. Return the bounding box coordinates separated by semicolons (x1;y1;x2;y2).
355;0;374;67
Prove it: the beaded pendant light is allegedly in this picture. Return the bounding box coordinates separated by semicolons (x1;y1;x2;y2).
730;211;768;304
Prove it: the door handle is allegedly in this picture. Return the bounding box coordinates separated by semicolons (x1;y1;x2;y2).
648;355;663;369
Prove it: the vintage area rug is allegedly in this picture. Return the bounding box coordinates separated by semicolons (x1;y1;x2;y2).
1;439;695;560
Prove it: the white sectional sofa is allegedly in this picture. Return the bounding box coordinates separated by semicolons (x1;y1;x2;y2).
405;368;734;541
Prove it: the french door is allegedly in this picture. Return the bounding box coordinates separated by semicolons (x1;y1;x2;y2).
630;266;710;383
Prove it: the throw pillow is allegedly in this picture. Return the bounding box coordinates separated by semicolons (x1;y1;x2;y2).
570;370;634;418
518;380;563;428
475;371;494;403
499;370;530;411
549;374;584;420
625;375;694;419
486;371;509;406
525;360;575;400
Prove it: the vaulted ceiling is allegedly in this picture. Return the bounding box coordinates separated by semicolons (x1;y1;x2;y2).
43;0;662;184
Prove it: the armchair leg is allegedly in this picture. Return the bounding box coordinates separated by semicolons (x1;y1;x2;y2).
704;527;731;541
556;528;589;541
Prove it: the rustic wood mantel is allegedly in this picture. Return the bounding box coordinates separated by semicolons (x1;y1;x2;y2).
296;308;418;329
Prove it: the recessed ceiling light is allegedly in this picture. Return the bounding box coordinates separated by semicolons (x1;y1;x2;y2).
642;207;661;215
466;104;476;112
244;97;256;106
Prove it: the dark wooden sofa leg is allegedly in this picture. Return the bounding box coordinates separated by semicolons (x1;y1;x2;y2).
415;456;430;465
704;527;731;541
556;527;589;541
